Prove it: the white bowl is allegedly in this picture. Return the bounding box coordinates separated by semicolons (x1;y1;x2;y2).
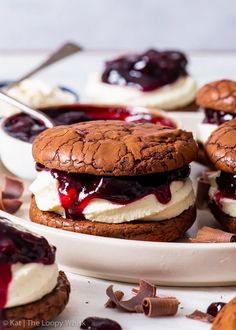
0;105;180;181
0;120;35;180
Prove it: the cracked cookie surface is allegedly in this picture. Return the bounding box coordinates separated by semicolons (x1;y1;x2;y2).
205;119;236;173
32;120;198;176
196;79;236;113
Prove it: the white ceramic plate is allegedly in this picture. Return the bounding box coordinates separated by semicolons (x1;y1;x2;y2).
2;159;236;287
1;51;236;287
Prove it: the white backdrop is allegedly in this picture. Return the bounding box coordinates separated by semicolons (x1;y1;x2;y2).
0;0;235;50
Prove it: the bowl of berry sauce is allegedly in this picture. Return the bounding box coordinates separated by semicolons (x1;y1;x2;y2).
0;103;178;180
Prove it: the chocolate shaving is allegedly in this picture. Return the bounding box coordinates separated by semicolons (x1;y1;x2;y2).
186;310;215;323
0;177;24;214
106;280;156;312
105;290;124;308
191;226;236;243
196;174;211;210
135;305;144;313
142;297;180;317
131;288;139;295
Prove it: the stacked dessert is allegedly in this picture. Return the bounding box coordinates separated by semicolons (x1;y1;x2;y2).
196;79;236;164
205;119;236;233
86;49;197;111
29;120;198;241
0;217;70;329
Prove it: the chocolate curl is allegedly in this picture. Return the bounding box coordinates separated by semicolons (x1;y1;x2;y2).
142;297;179;317
191;226;236;243
196;174;211;210
131;288;139;295
135;304;144;313
106;280;156;312
3;177;24;199
0;177;24;214
186;310;215;323
105;291;124;308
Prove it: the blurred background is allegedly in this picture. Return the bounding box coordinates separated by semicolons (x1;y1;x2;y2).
1;0;235;51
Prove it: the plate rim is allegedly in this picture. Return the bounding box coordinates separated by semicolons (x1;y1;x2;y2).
2;209;235;250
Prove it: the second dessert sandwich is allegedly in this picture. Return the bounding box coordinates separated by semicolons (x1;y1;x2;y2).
196;79;236;165
30;120;198;242
0;217;70;329
206;119;236;233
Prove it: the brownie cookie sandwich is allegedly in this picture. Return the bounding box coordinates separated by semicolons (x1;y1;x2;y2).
86;49;197;111
196;80;236;164
205;119;236;233
29;120;198;242
0;217;70;329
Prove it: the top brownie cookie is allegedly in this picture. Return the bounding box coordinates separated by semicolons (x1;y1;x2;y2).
32;120;198;176
196;80;236;113
206;119;236;173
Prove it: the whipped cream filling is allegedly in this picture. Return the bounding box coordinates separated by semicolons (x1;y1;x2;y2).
86;74;197;110
5;262;58;308
209;173;236;217
30;171;64;215
0;79;76;117
197;123;218;145
30;171;195;223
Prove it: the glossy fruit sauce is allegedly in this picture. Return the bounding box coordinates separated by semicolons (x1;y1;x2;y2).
203;108;236;125
3;104;176;143
215;171;236;202
101;49;188;91
36;163;190;220
207;302;226;317
80;317;122;330
0;218;55;316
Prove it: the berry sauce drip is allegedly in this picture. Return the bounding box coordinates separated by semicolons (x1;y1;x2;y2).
101;49;188;92
203;108;235;125
80;317;122;330
0;217;55;318
0;265;12;310
36;164;190;220
207;302;226;317
4;104;176;143
215;171;236;201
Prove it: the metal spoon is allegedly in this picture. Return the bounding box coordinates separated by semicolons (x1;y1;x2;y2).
0;91;54;128
5;42;82;90
0;42;82;127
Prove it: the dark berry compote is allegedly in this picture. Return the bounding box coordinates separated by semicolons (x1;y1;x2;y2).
101;49;188;92
36;163;190;220
81;317;122;330
203;108;235;125
207;302;226;317
3;104;176;143
214;171;236;204
0;218;55;317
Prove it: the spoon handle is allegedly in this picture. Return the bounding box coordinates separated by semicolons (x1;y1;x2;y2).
0;91;54;128
6;42;82;89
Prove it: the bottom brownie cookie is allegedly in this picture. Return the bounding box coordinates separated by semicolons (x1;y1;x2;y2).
209;201;236;234
30;197;196;242
3;271;70;330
